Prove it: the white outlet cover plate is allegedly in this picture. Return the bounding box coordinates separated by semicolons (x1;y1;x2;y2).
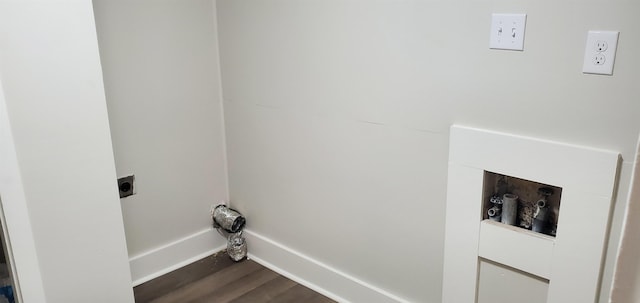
583;30;619;75
489;13;527;51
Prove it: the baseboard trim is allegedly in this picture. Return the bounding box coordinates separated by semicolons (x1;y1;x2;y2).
244;230;408;303
129;228;226;286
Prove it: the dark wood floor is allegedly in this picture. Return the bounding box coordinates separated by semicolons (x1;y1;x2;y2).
134;251;336;303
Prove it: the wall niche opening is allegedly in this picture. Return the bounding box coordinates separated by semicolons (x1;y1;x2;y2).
482;171;562;237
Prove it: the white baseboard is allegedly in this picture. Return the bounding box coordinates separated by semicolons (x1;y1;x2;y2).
244;230;409;303
129;228;227;286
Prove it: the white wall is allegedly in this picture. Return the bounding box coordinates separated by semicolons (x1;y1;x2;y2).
0;0;134;302
0;73;45;303
477;260;548;303
93;0;229;282
216;1;640;302
610;137;640;303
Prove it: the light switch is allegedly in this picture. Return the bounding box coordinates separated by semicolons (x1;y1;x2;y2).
490;14;527;51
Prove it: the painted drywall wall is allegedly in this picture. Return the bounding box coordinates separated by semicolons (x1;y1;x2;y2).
477;260;548;303
0;0;135;302
216;1;640;302
93;0;229;276
0;75;45;303
610;136;640;303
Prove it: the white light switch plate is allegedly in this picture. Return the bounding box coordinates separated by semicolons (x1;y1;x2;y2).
489;13;527;51
582;31;619;75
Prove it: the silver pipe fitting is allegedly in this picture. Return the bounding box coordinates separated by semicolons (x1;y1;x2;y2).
532;199;549;233
488;206;502;222
501;193;518;226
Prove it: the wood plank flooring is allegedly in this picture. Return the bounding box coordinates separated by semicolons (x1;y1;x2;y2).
134;251;336;303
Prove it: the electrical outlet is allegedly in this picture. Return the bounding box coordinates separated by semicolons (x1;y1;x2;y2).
489;13;527;51
117;175;135;198
595;40;608;52
583;31;619;75
593;53;606;65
